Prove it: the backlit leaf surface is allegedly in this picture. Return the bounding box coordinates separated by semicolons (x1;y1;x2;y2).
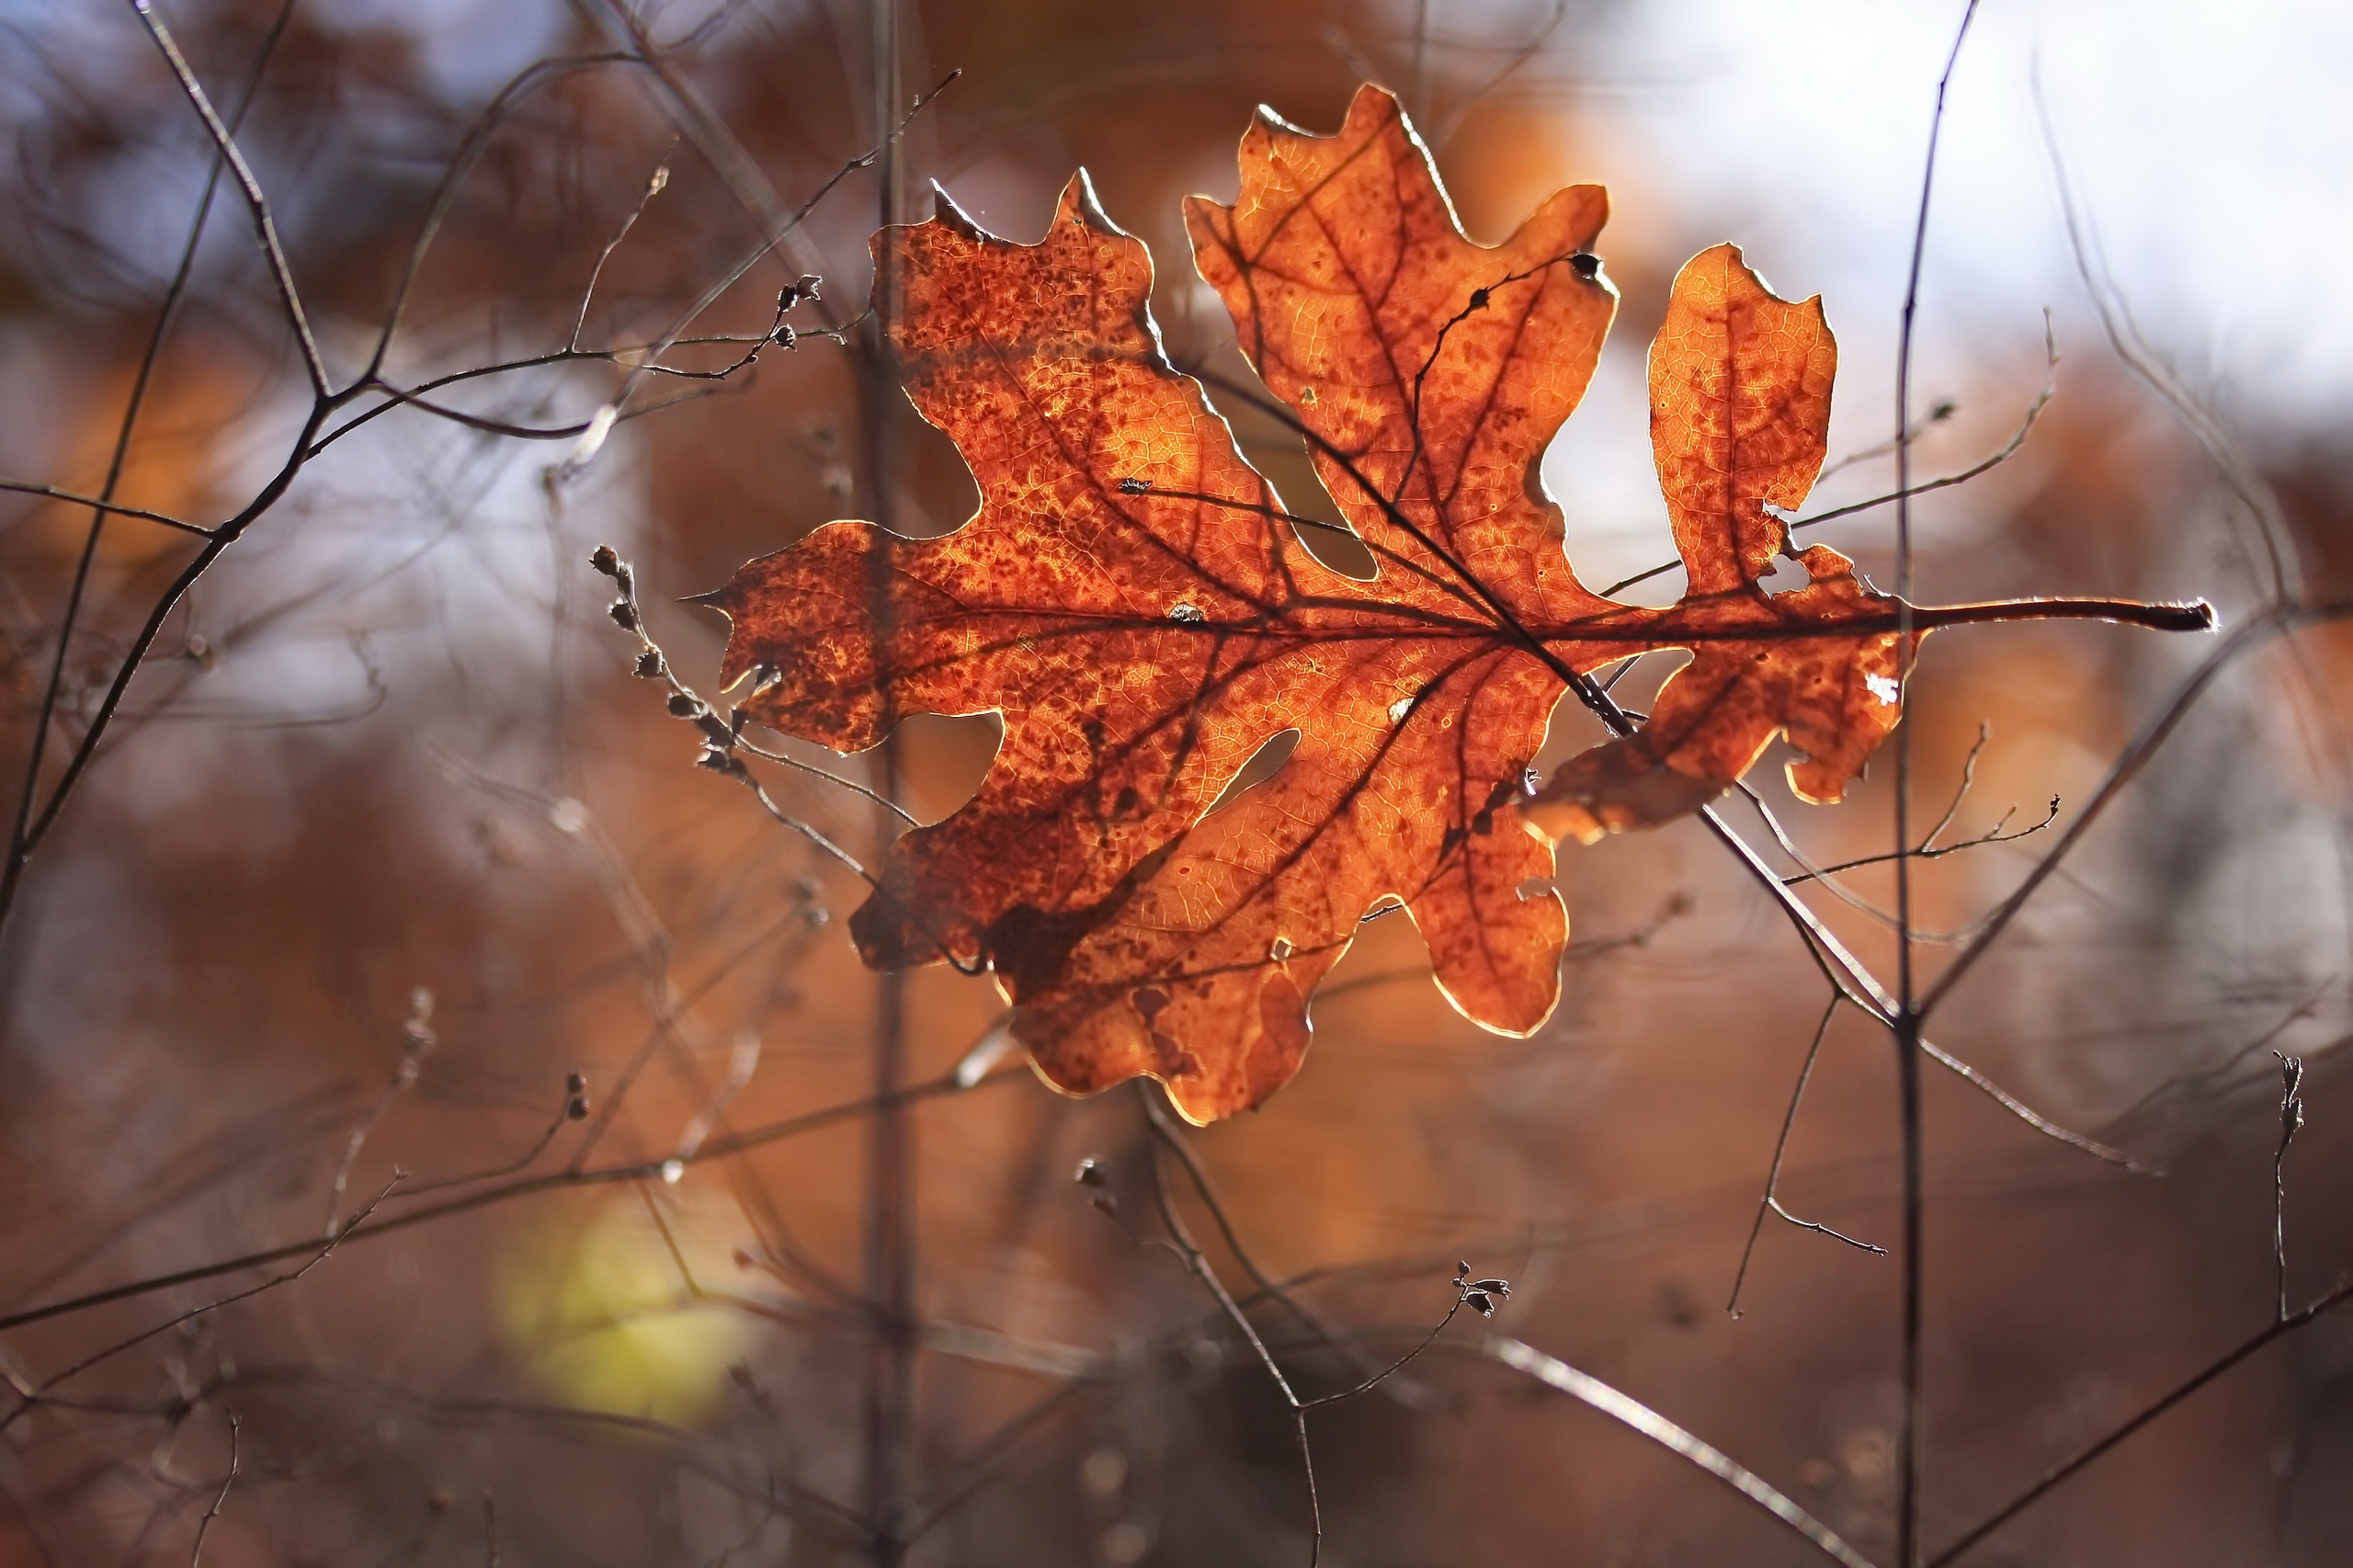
709;86;1916;1121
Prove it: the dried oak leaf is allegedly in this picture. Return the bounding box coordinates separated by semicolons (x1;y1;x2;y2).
707;87;1928;1120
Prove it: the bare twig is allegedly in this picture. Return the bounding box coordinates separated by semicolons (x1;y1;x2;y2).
0;1069;1022;1336
391;1074;592;1201
1132;1084;1324;1562
2035;81;2298;608
1728;996;1885;1320
129;0;324;392
1892;14;1984;1567
2273;1051;2306;1322
1;1179;399;1430
1927;1277;2353;1565
1137;1088;1392;1384
1785;800;2058;888
1927;601;2353;1014
570;152;676;352
1119;1084;1523;1563
1818;396;1960;483
591;547;889;887
325;988;436;1238
0;36;915;944
187;1412;238;1568
1298;1265;1493;1410
1;0;297;937
1914;1035;2147;1171
1480;1337;1878;1568
0;481;212;537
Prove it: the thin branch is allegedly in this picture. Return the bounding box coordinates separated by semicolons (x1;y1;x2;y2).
10;406;327;869
130;0;326;393
1297;1282;1473;1411
1132;1084;1324;1562
1817;395;1960;484
0;481;212;537
1480;1336;1879;1568
1138;1087;1389;1382
1914;1035;2148;1171
1;1179;399;1429
570;153;676;352
1893;15;1983;1568
1924;722;1993;847
1124;1085;1511;1562
1;0;296;938
365;51;636;380
1926;601;2353;1015
1728;996;1883;1321
0;1069;1023;1335
187;1413;238;1568
324;989;435;1237
2035;79;2298;608
1926;1277;2353;1565
2273;1051;2306;1323
389;1074;590;1200
1783;800;2058;886
593;548;888;888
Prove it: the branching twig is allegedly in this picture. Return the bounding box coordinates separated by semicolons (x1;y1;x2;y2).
1728;996;1885;1320
1780;723;2060;887
0;1070;1022;1335
0;481;212;538
1927;601;2353;1014
1120;1082;1507;1565
1;1179;399;1430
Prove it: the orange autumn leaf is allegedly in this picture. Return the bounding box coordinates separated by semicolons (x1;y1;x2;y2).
703;85;2200;1122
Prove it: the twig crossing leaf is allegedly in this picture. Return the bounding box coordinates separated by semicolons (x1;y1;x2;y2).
705;85;2205;1122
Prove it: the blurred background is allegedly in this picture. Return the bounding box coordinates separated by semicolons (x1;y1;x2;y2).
2;0;2350;1563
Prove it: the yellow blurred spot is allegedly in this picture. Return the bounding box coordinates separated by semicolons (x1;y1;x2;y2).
498;1192;751;1425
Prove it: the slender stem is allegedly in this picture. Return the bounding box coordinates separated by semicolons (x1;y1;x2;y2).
1926;1278;2353;1565
1;0;293;936
1133;1087;1324;1563
130;0;326;393
1728;996;1882;1320
0;1067;1022;1335
1483;1337;1880;1568
0;482;212;537
188;1412;239;1568
861;6;915;1562
2273;1051;2304;1323
1893;8;1982;1562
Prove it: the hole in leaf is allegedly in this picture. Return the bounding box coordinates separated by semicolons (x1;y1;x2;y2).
883;710;1003;825
1200;728;1300;819
1293;517;1376;579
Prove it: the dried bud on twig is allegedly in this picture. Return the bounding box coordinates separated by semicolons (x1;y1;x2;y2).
1074;1155;1117;1215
